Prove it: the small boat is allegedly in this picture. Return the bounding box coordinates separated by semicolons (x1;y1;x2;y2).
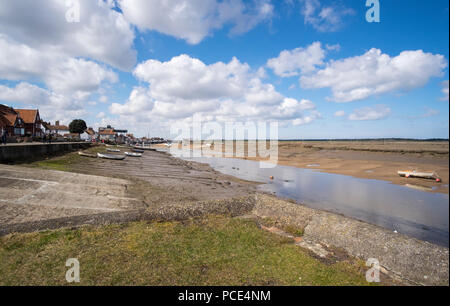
78;151;97;158
125;152;142;157
398;170;441;182
107;148;121;153
97;153;126;160
132;148;145;153
133;146;156;151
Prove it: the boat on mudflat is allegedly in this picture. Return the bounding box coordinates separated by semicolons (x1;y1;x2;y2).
125;152;142;157
78;151;97;158
398;170;441;182
131;148;145;153
107;148;121;153
97;153;126;160
133;146;156;151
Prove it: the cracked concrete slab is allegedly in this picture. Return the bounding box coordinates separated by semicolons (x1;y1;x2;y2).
0;164;145;225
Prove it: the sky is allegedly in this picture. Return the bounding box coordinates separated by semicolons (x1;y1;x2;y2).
0;0;448;139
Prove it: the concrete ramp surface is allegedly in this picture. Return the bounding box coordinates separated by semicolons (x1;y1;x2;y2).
0;165;144;225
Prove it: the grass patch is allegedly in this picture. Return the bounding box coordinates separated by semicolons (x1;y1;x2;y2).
26;145;105;172
0;215;374;286
260;217;305;237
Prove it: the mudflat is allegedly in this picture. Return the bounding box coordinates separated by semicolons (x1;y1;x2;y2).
190;140;449;194
0;146;448;285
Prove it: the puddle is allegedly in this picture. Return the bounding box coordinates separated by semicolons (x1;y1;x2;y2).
166;149;449;247
307;164;321;167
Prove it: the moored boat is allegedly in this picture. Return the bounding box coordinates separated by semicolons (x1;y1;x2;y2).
132;148;145;153
78;151;97;158
107;148;121;153
97;153;126;160
398;170;441;182
133;146;156;151
125;152;142;157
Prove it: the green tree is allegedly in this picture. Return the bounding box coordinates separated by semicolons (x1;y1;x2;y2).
69;119;87;135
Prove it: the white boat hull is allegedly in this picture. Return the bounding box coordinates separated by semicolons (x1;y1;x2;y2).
398;170;440;181
125;152;142;157
97;153;126;160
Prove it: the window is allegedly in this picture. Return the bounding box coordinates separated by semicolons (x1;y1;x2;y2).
14;128;25;136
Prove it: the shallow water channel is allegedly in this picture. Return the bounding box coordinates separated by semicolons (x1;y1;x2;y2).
166;149;449;247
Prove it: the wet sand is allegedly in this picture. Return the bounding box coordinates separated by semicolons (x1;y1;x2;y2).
1;147;448;285
180;140;449;194
69;149;258;207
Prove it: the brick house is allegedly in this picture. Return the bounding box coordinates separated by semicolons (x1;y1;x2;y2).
15;109;43;137
0;104;43;137
98;129;117;141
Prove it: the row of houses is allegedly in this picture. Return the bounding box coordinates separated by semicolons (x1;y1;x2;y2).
1;103;166;145
1;104;129;143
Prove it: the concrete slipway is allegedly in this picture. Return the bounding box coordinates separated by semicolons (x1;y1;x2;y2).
0;149;448;285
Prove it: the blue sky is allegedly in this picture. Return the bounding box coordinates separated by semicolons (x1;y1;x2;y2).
0;0;448;139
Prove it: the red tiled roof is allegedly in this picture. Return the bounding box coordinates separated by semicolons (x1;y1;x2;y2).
43;123;70;131
99;129;116;135
0;104;18;126
2;113;17;125
14;109;38;124
86;128;96;136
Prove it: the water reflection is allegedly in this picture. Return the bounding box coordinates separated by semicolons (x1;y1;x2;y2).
167;149;449;247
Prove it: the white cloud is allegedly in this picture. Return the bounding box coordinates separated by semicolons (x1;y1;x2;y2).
300;0;355;32
408;108;439;119
0;0;136;71
441;80;449;101
0;35;118;99
96;112;106;119
422;108;439;118
266;42;325;77
326;43;340;51
348;105;391;121
0;82;87;124
118;0;273;44
334;110;345;117
111;54;320;129
110;87;154;117
292;110;322;126
99;95;109;103
300;48;448;102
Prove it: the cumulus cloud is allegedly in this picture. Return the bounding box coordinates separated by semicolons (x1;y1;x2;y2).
0;0;136;70
334;110;345;117
266;42;325;77
348;105;391;121
326;43;340;51
111;54;320;128
300;0;355;32
118;0;273;44
300;48;448;102
441;80;449;101
0;82;87;124
0;35;118;99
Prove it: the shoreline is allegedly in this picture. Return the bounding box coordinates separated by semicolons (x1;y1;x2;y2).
1;146;448;285
168;140;449;194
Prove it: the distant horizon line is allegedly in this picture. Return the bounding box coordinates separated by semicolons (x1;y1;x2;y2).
167;138;449;142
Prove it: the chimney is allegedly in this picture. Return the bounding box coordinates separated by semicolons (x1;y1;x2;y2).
55;121;59;126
